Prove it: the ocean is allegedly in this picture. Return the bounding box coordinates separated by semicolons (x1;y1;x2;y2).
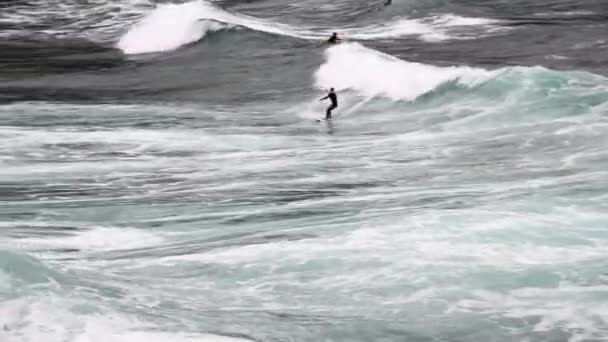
1;0;608;341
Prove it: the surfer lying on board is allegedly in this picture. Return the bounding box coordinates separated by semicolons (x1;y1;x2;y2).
327;32;342;44
320;88;338;119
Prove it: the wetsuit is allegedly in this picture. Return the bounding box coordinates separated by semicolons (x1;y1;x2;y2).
322;92;338;119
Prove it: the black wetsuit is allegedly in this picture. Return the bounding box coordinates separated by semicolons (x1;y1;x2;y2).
328;35;340;44
324;92;338;119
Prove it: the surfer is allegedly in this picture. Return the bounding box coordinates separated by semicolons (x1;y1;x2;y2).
327;32;342;44
320;88;338;119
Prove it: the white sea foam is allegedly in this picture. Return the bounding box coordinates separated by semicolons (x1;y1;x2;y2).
341;19;447;42
0;298;253;342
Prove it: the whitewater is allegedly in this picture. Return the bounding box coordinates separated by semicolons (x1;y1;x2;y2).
2;0;608;341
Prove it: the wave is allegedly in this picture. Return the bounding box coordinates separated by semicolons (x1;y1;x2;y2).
312;43;608;130
343;15;503;42
116;0;500;54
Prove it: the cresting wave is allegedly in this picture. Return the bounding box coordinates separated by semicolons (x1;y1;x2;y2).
0;296;253;342
117;0;501;54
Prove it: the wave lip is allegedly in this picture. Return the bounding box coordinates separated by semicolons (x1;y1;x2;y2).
315;43;492;101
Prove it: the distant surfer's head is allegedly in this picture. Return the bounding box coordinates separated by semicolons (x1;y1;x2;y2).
332;32;337;37
330;87;335;91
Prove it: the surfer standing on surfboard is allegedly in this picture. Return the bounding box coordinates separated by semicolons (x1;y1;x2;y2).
320;88;338;119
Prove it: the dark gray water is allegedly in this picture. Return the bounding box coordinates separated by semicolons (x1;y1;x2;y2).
2;1;608;341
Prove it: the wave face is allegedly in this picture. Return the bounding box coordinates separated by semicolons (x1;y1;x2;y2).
3;0;608;342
